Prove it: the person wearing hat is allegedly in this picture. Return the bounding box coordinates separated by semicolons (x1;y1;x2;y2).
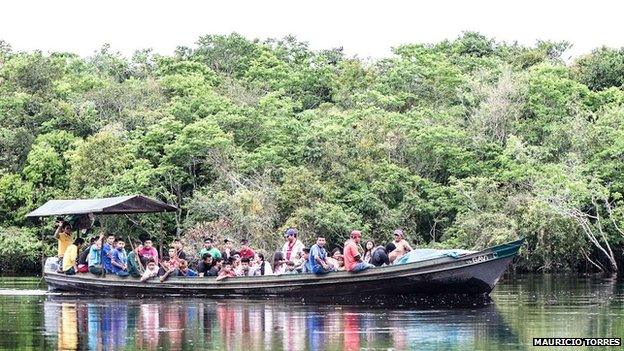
343;230;374;272
281;228;305;266
199;238;222;260
238;239;255;260
388;229;413;263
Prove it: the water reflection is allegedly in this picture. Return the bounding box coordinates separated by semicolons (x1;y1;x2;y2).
42;297;519;350
2;275;621;350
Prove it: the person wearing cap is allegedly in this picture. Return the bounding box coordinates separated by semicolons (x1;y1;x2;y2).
238;239;255;260
344;230;374;272
281;228;305;266
199;238;222;260
388;229;413;263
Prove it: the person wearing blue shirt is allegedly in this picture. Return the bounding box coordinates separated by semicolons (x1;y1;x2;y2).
308;236;334;275
88;235;103;275
111;240;130;277
101;234;115;273
177;259;198;277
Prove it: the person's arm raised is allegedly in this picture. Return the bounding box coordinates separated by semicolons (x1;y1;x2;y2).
54;224;62;239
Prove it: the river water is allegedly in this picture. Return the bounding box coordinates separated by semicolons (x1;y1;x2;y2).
0;275;622;350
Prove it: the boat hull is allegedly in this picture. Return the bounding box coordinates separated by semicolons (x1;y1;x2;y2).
44;239;523;298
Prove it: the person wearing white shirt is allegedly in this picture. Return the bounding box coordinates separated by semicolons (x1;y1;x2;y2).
281;228;305;265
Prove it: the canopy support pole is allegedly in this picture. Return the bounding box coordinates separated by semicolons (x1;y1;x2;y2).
159;213;164;258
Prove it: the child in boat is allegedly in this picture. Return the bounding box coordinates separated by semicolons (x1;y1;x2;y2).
238;239;255;260
137;239;159;266
127;241;143;278
236;257;254;276
171;238;187;260
62;238;85;275
158;257;178;282
87;235;104;275
77;237;96;273
101;234;116;273
177;260;198;277
230;252;241;272
284;261;298;274
216;260;236;281
363;240;390;267
327;248;344;271
111;240;130;277
220;238;233;261
252;253;272;276
167;248;180;268
213;258;223;275
272;251;286;275
140;259;159;282
297;248;312;273
293;249;308;273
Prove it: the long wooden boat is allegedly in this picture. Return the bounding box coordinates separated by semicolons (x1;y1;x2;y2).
44;238;524;299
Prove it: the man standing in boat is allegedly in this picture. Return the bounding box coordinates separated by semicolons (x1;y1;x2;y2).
309;236;334;274
281;228;305;265
54;219;73;270
344;230;374;272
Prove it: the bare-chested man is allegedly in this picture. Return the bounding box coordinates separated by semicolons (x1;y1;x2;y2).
388;229;413;263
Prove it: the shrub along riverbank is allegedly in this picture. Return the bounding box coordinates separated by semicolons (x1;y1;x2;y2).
1;33;624;275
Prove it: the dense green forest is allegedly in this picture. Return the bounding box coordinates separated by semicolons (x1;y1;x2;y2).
1;32;624;274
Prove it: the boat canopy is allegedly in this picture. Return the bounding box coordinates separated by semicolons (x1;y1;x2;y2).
26;195;177;217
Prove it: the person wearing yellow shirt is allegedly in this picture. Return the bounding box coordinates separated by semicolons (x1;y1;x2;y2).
62;238;85;275
54;220;73;268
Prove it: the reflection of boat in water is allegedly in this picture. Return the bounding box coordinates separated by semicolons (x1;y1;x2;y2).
43;296;520;350
44;239;524;299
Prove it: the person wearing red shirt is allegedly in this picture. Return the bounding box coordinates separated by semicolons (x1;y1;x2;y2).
344;230;374;273
137;239;159;265
238;239;255;260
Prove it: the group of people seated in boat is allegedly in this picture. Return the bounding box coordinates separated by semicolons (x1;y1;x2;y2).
54;219;414;282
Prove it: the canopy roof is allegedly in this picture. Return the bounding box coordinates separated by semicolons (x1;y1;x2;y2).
26;195;177;217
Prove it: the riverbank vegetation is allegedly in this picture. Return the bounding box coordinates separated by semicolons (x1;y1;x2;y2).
1;33;624;275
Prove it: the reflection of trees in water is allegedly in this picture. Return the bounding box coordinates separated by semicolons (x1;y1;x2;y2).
5;276;621;350
42;297;524;350
493;275;620;348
